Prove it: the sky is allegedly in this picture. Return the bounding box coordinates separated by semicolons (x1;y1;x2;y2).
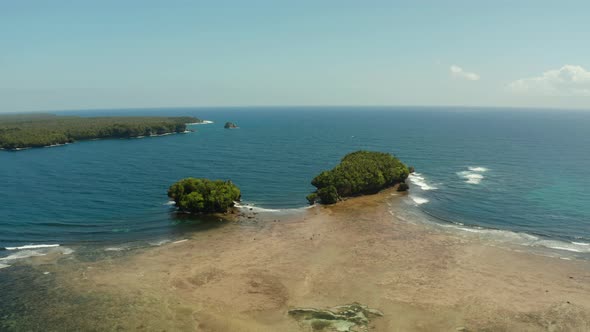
1;0;589;112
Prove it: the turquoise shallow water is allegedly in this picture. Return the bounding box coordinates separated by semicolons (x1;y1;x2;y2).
1;107;589;259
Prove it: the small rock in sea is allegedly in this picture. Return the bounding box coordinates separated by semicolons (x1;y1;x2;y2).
224;122;238;129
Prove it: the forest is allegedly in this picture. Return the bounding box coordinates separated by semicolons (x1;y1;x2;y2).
0;113;200;149
167;178;241;214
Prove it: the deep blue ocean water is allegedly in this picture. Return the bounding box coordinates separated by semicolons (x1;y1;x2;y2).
1;107;589;260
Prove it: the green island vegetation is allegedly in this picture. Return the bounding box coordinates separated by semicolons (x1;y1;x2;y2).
0;113;201;150
167;178;241;214
307;151;410;205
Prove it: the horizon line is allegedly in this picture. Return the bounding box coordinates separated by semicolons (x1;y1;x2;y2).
2;104;590;114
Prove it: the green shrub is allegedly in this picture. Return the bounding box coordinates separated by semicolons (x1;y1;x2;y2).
167;178;241;213
317;186;339;204
308;151;409;204
306;193;318;205
397;182;409;192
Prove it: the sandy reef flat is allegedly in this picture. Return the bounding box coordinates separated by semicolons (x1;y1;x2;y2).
3;189;590;331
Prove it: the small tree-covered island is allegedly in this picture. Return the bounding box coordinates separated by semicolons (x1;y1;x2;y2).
0;113;201;150
168;178;241;214
307;151;411;205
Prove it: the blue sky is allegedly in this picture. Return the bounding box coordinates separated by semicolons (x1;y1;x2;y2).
1;0;589;112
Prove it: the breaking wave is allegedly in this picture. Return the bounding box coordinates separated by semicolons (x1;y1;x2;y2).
410;196;429;205
457;166;488;184
0;246;73;264
408;173;438;190
395;201;590;259
5;244;60;250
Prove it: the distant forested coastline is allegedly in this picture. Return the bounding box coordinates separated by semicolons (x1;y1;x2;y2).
0;114;201;150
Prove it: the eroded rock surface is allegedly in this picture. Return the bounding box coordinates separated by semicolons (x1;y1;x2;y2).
288;302;383;331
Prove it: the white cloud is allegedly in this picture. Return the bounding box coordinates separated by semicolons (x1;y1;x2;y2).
450;65;480;81
508;65;590;96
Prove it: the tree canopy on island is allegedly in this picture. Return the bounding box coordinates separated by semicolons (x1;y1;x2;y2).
167;178;241;214
0;114;200;150
307;151;410;205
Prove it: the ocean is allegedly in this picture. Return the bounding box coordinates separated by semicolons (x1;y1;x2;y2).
1;106;589;264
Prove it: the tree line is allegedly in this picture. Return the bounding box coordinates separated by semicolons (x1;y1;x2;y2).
0;114;200;149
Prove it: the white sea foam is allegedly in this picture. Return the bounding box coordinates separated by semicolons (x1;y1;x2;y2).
5;244;60;250
235;203;281;212
457;166;487;184
410;196;429;205
149;239;172;246
172;239;188;244
397;196;589;259
44;143;67;148
235;202;312;214
437;221;590;254
536;240;590;253
0;263;10;269
457;171;484;184
187;120;213;125
104;247;127;252
439;223;540;242
164;200;176;206
3;245;72;262
468;166;488;172
408;173;437;190
0;250;48;261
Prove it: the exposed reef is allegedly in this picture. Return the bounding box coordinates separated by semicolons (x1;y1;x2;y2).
288;302;384;331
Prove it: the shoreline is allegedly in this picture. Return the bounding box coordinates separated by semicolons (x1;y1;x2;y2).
2;188;590;331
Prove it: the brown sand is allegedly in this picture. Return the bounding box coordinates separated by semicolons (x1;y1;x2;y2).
49;189;590;331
